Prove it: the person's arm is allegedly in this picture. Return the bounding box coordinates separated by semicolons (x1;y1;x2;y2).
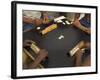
72;20;91;34
81;55;91;66
28;49;48;68
23;16;43;26
23;16;34;24
78;25;91;34
42;12;51;24
74;42;90;66
74;50;91;67
74;49;84;66
23;40;33;47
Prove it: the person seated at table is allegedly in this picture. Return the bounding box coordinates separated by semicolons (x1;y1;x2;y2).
23;40;48;69
72;14;91;66
28;49;48;69
73;41;91;66
72;13;91;34
23;11;60;25
23;11;60;32
41;11;60;24
23;11;43;32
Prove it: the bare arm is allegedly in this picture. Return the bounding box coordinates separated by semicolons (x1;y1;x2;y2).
23;16;43;26
74;42;91;66
74;49;84;66
81;55;91;66
23;16;34;24
78;25;91;34
72;20;91;34
28;49;48;68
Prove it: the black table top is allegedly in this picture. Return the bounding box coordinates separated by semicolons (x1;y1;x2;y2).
23;24;90;68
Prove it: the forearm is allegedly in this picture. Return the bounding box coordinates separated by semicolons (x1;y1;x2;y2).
74;50;83;66
23;16;35;24
74;56;82;66
78;25;91;34
81;55;91;66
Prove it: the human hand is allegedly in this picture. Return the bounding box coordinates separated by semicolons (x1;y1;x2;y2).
23;40;35;47
34;18;42;26
42;13;50;24
74;49;84;58
72;20;91;34
72;20;82;28
38;49;48;60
